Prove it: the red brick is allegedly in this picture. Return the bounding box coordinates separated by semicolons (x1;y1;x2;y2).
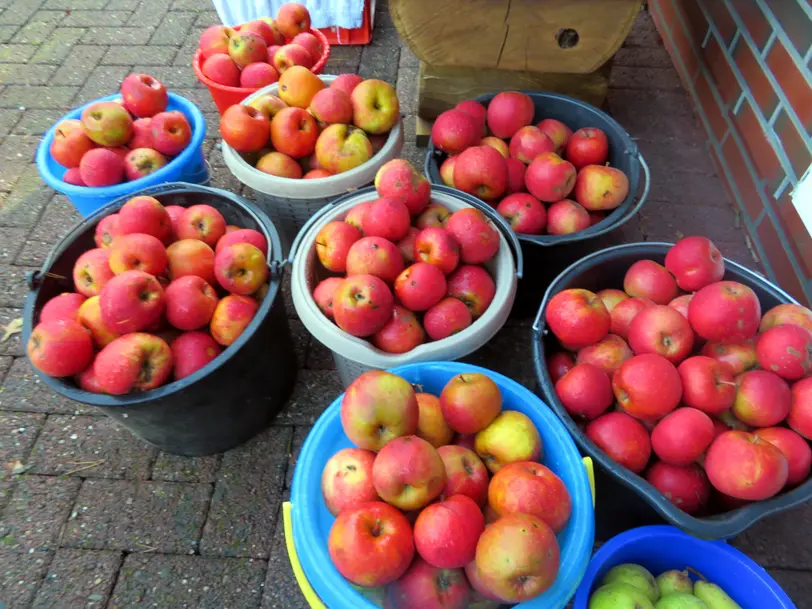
768;1;812;54
695;71;728;140
721;134;766;222
705;1;737;46
732;38;779;116
766;40;812;130
732;0;773;51
756;214;808;303
652;1;698;81
776;192;812;279
703;35;741;105
774;110;812;181
732;99;784;192
677;0;709;47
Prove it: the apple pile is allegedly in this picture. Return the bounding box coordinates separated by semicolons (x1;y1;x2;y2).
544;236;812;514
309;160;500;351
26;196;272;395
50;74;193;188
220;67;398;180
198;3;323;90
323;369;574;606
432;91;631;236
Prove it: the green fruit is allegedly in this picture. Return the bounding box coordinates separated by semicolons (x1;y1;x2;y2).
601;563;661;602
694;581;743;609
589;583;657;609
655;593;708;609
657;570;694;597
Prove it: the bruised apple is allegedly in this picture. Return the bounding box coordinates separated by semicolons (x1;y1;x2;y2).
688;281;761;343
754;427;812;487
321;448;379;516
701;338;758;375
731;370;792;428
575;334;633;379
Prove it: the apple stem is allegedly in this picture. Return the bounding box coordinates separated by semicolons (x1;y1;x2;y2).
718;381;737;387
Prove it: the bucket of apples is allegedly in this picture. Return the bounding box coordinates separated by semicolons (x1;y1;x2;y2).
288;167;523;387
192;2;330;114
36;74;208;218
532;238;812;540
424;91;651;245
284;362;596;609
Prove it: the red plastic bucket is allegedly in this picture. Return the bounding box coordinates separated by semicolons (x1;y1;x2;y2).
193;26;331;115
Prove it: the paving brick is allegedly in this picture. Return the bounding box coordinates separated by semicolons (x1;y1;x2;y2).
0;475;81;552
173;33;203;67
732;502;812;569
399;141;425;173
0;358;91;415
0;265;37;308
0;167;53;227
200;426;291;558
50;45;108;86
109;553;267;609
399;44;419;69
766;569;812;609
636;137;718;176
358;59;398;84
10;19;58;45
640;198;748;245
289;319;309;369
462;324;537;390
27;193;81;242
62;479;212;553
360;26;400;66
0;26;20;44
30;28;87;64
29;415;158;479
0;0;45;26
130;64;200;87
0;355;12;381
0;63;57;85
104;0;140;9
274;369;342;425
261;503;309;609
623;8;660;48
0;107;21;136
151;452;221;483
171;87;216;114
285;425;310;489
0;478;13;512
32;548;122;609
129;0;170;27
82;26;155;45
0;227;26;263
646;170;730;208
12;108;63;135
102;44;177;66
0;43;37;62
613;46;673;68
0;85;78;109
396;66;418;116
0;549;50;608
324;45;363;74
28;10;66;25
0;410;45;471
610;66;682;90
73;66;130;106
149;11;197;46
62;11;131;27
193;11;221;27
208;165;244;195
0;309;24;356
305;335;334;369
43;0;106;8
607;89;703;141
0;133;40;164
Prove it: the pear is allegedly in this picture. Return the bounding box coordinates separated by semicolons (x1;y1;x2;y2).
694;581;743;609
589;583;657;609
601;563;660;602
657;570;694;597
655;593;709;609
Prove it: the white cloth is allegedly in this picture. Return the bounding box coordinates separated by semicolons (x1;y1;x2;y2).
212;0;370;30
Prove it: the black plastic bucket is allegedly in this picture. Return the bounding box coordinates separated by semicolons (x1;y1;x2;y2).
424;91;651;319
531;242;808;540
22;182;297;456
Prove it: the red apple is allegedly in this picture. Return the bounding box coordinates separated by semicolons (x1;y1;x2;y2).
170;331;221;380
545;199;590;235
177;204;227;248
118;195;172;243
440;372;502;434
199;25;234;59
731;370;792;427
414;227;460;275
240;62;279;88
99;270;165;334
77;295;119;348
413;392;454;448
424;297;472;340
547;351;575;384
628;304;694;364
394;263;447;312
79;148;125;187
276;2;312;38
120;73;168;118
62;167;85;186
346;236;405;284
345;201;372;233
241;19;280;46
321;448;379;516
50;119;95;168
221;105;271;153
313;276;344;320
545;288;610;349
585;412;651;473
27;319;93;378
496;193;546;234
700;338;758;375
574;165;629;211
373;435;446;510
80;101;133;147
374;159;431;216
73;248;114;298
688;281;761;343
333;274;394;337
646;462;710;514
668;294;693;319
315;220;362;273
309;87;353;125
40;292;86;324
609;297;653;340
414;496;484;571
439;155;458;187
385;557;471;609
166;239;216;285
759;303;812;333
256;150;302;178
651;407;715;466
228;31;267;68
453;146;508;202
164;276;218;331
555;363;613;420
151;110;192;156
94;333;172;394
788;377;812;439
372;305;425;354
623;260;679;305
575;334;633;379
123;148;167;181
664;236;725;291
488;461;572;533
436;445;489;507
480;136;509;158
331;73;364;96
216;228;268;257
613;354;682;420
509;126;555;164
525;152;576;202
108;232;167;277
504;157;527;194
756;324;811;381
431;109;482;155
454;100;487;136
677;355;736;414
446;265;496;318
362;197;411;242
415;203;451;229
537;118;572;154
396;227;420;264
486;91;534;139
704;430;788;500
444;208;500;264
754;427;812;487
209;294;258;346
566;127;609;169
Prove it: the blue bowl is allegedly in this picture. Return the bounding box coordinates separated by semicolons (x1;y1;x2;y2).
573;525;797;609
36;92;208;218
290;361;595;609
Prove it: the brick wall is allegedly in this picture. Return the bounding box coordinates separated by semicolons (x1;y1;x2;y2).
647;0;811;305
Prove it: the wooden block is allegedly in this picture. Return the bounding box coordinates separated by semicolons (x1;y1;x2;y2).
417;61;612;121
391;0;641;75
415;116;432;147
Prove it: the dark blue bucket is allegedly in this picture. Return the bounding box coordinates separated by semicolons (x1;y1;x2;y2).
36;92;208;218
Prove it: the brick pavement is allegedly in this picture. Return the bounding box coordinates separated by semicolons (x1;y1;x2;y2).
0;1;809;607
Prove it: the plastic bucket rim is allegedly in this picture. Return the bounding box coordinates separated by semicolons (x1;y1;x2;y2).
289;186;519;369
192;26;331;94
424;89;645;246
21;182;284;408
531;240;808;538
220;74;404;197
572;525;798;608
35;92;207;200
290;360;596;609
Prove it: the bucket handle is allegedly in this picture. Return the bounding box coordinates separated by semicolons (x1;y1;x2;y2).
282;457;595;608
285;184;524;280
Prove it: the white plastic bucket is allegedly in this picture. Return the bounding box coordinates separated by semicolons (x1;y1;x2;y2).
290;184;524;387
222;75;404;253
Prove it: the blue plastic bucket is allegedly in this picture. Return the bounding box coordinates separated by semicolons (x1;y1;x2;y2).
289;361;595;609
573;525;797;609
36;92;208;218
